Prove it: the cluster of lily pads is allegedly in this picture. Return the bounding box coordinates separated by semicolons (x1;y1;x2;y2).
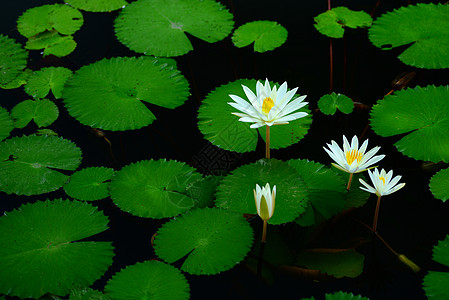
0;0;448;299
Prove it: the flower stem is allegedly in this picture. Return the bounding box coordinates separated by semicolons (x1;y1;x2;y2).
372;195;382;232
265;125;270;159
347;173;353;190
262;220;267;243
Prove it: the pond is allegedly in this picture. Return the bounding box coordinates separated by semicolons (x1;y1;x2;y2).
1;0;449;299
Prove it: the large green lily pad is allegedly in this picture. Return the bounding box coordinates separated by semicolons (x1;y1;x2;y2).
114;0;234;56
65;0;127;12
0;35;28;86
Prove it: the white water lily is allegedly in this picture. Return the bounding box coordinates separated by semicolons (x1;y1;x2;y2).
253;183;276;221
323;135;385;174
359;168;405;196
228;79;308;129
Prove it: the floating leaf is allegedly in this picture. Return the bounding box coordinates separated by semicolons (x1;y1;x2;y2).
370;85;449;163
154;208;253;275
232;21;288;53
26;31;77;57
288;159;347;226
186;175;222;208
69;287;110;300
64;167;115;201
63;56;189;131
11;99;59;128
296;248;365;278
314;7;372;39
369;3;449;69
0;35;28;86
110;159;202;218
105;261;189;299
17;4;83;38
429;167;449;202
326;291;369;300
65;0;127;12
0;106;13;141
0;69;32;89
0;199;114;298
423;235;449;299
25;67;73;99
318;92;354;115
197;79;311;153
114;0;234;56
0;135;82;195
215;159;308;225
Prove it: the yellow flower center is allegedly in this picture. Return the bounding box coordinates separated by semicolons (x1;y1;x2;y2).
379;176;385;184
345;149;363;165
262;97;275;114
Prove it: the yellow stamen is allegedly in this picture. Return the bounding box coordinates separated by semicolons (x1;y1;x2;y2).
262;97;275;114
379;176;385;184
345;149;363;165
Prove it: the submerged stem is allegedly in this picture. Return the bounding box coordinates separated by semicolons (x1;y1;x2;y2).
262;220;268;243
372;195;382;232
265;125;270;159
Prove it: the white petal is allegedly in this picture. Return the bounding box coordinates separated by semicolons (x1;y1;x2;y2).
250;122;266;129
275;112;308;123
342;135;351;153
350;135;359;151
385;183;405;195
331;162;351;173
242;85;258;105
359;139;369;155
359;154;385;171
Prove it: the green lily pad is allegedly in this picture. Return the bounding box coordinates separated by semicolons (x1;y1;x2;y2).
197;79;311;153
65;0;127;12
186;175;222;208
0;69;33;89
25;67;73;99
69;287;110;300
110;159;202;218
370;85;449;163
296;248;365;278
318;92;354;115
64;167;115;201
215;159;308;225
11;99;59;128
0;106;13;141
287;159;347;226
369;3;449;69
0;199;114;298
423;235;449;299
326;291;369;300
17;4;83;38
314;7;372;39
0;135;82;195
0;35;28;86
114;0;234;57
62;56;189;131
232;21;288;53
105;261;189;299
429;167;449;202
154;207;253;275
26;31;77;57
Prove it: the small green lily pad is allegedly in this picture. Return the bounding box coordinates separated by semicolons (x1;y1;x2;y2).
429;167;449;202
369;3;449;69
0;106;13;141
0;199;114;298
326;291;369;300
314;7;372;39
105;261;189;299
232;21;288;53
318;92;354;115
370;85;449;163
65;0;127;12
423;235;449;299
0;135;82;195
114;0;234;56
11;99;59;128
110;159;202;218
25;67;73;99
26;31;77;57
154;207;253;275
64;167;115;201
62;56;189;131
215;159;308;225
0;35;28;86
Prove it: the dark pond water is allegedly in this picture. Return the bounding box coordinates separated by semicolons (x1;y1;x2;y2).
1;0;449;299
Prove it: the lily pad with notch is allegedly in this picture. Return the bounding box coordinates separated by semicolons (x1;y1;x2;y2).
318;92;354;115
153;207;253;275
314;7;372;39
65;0;128;12
105;260;189;299
25;67;73;99
423;235;449;299
62;56;190;131
109;159;203;218
25;31;77;57
114;0;234;57
369;3;449;69
429;167;449;202
11;99;59;128
0;135;82;195
232;21;288;53
0;35;28;86
64;167;115;201
0;199;114;298
370;85;449;163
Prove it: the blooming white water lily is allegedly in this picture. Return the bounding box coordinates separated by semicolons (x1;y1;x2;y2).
228;79;308;129
323;135;385;174
359;168;405;196
253;183;276;221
